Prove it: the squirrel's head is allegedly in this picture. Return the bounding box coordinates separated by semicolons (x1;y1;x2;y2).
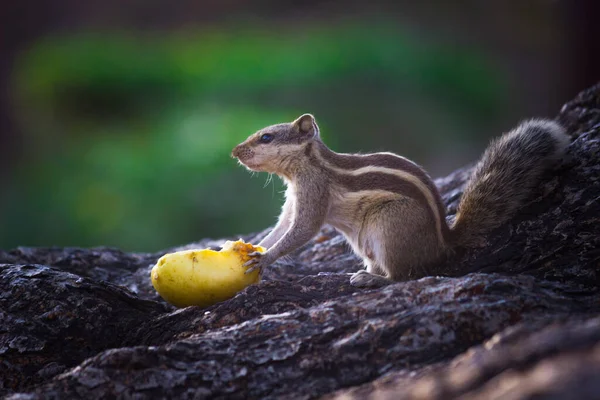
232;114;320;175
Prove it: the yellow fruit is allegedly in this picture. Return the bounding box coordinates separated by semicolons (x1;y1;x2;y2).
150;240;265;308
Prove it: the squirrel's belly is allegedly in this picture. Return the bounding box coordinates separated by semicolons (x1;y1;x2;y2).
324;215;374;266
325;197;362;239
325;210;359;239
325;190;403;241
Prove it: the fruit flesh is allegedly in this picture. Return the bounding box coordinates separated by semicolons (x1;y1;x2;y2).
150;240;265;308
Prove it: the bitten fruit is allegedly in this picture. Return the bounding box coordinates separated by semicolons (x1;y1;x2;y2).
151;240;265;308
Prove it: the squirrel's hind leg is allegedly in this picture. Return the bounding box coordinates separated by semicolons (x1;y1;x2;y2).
354;198;443;285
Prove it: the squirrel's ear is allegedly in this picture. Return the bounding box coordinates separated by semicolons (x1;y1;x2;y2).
293;114;319;137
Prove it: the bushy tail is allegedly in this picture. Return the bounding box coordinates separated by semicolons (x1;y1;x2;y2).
451;119;570;247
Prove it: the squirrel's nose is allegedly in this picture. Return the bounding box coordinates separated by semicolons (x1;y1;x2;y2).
232;144;252;160
231;145;241;159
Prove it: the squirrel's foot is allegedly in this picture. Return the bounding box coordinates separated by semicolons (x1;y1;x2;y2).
244;251;275;276
350;270;393;288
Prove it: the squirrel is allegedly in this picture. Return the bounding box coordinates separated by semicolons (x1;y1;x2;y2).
231;114;570;287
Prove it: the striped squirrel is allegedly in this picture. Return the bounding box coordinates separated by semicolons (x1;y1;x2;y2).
231;114;569;287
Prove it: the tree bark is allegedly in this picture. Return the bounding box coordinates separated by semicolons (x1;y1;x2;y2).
1;83;600;399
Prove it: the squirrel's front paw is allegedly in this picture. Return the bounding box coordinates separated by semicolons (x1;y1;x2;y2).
350;270;392;288
243;251;274;275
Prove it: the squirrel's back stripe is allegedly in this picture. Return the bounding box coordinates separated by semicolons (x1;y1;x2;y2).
332;171;445;241
309;143;449;244
315;143;447;221
331;166;448;244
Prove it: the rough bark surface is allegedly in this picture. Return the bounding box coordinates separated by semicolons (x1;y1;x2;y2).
1;83;600;399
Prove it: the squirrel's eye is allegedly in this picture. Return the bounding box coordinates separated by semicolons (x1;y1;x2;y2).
259;133;274;144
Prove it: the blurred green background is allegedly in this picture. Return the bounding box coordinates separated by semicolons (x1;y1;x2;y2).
1;1;598;252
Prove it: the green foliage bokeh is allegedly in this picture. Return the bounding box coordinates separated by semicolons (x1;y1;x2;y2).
3;21;506;251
